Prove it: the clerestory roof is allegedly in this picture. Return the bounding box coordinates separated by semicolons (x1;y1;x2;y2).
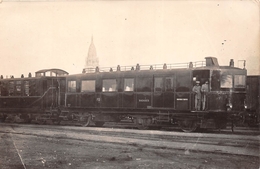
35;68;69;77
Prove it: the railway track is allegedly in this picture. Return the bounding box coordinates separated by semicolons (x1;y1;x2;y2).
0;123;258;157
0;123;259;169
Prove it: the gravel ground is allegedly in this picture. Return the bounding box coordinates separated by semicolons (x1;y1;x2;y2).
0;124;259;169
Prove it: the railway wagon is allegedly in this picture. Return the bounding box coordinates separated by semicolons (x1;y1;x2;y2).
0;57;247;132
244;75;260;126
61;57;247;132
0;69;68;123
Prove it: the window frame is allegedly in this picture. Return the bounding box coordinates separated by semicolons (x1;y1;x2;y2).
124;78;134;92
165;76;175;92
136;77;152;92
102;79;117;92
9;81;15;96
67;80;77;93
234;75;246;88
15;81;22;96
154;77;163;92
220;74;233;88
24;81;29;96
81;80;96;92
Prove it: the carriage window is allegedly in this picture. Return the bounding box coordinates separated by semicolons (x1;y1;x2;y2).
15;81;22;96
154;77;163;92
221;75;233;88
29;80;40;96
136;77;152;92
234;75;246;88
0;82;8;96
102;79;117;92
68;81;76;92
124;78;134;91
81;80;95;92
24;81;29;96
36;73;45;77
176;71;190;92
9;81;14;96
165;77;174;91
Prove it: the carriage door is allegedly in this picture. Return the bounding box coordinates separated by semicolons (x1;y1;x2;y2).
45;79;57;108
192;70;210;85
59;78;66;106
153;75;175;108
153;76;164;107
175;71;190;110
192;70;210;110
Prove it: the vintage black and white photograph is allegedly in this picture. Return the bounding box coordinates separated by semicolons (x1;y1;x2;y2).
0;0;259;168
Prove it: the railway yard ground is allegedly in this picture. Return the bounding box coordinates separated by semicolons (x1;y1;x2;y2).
0;122;259;169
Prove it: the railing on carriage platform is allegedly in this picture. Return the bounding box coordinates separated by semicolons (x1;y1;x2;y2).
83;60;206;73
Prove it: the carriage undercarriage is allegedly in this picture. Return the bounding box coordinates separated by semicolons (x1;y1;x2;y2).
0;108;240;132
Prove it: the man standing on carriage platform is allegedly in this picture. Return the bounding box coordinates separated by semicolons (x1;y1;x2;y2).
192;81;201;111
201;81;209;110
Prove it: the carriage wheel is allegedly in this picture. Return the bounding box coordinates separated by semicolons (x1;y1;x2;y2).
21;114;31;123
35;116;46;125
38;120;46;125
179;120;198;132
9;116;17;123
52;119;61;125
0;115;7;123
8;115;20;123
134;118;151;130
80;115;92;127
95;121;105;127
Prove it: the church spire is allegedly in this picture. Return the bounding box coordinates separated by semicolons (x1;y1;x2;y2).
83;36;99;73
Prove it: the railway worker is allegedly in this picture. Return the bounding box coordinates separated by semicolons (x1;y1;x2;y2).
192;81;201;111
201;81;209;110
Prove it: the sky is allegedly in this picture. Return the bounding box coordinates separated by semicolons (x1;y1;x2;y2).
0;0;259;78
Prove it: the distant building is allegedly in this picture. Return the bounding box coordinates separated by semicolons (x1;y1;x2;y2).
83;36;99;73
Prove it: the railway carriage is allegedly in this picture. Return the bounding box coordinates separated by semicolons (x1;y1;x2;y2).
0;57;248;132
62;57;247;131
0;69;68;123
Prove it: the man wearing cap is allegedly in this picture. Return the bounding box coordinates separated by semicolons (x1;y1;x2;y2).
192;81;201;110
201;81;209;110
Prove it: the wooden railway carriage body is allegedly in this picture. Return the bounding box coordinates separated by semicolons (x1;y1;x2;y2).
0;57;247;132
64;57;247;131
0;69;67;123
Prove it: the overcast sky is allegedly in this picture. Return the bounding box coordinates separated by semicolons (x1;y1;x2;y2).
0;1;259;78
